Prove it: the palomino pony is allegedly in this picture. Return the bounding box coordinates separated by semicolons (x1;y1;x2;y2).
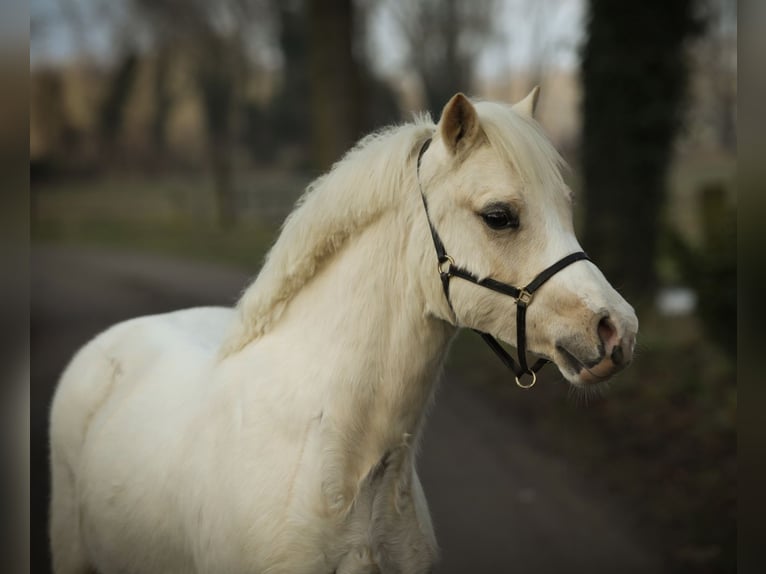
49;91;638;574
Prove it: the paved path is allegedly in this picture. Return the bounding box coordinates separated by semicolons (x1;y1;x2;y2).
31;245;661;573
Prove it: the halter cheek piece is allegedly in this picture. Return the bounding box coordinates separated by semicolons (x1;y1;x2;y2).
416;138;590;389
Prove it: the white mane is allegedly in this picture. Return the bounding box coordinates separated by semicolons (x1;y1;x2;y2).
222;101;568;355
222;115;435;354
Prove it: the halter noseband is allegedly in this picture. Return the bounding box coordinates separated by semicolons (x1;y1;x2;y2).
416;137;590;388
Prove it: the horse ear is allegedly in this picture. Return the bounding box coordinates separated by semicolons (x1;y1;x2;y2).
438;93;480;155
513;86;541;117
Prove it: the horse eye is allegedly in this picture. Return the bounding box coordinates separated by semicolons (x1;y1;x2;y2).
481;209;519;230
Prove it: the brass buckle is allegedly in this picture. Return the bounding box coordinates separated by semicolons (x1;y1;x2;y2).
515;370;537;389
438;255;455;276
516;289;532;305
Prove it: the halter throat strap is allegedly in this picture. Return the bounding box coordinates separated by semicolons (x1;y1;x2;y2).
416;137;590;388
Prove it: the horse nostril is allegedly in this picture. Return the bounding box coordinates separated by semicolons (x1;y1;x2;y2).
597;316;618;351
611;345;625;365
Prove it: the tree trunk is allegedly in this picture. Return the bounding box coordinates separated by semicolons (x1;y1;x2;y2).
581;0;703;303
198;35;239;227
151;46;172;157
307;0;364;172
423;0;466;118
209;135;236;227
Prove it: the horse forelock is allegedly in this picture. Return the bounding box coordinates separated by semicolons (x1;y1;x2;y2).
474;100;569;200
221;115;436;355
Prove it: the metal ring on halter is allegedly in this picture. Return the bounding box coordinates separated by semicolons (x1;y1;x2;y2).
515;370;537;389
437;255;455;276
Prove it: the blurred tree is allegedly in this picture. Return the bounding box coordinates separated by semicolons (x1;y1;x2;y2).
666;182;736;358
390;0;497;117
516;0;567;94
30;71;67;172
581;0;705;302
30;71;68;222
243;0;312;167
99;51;138;149
307;0;365;171
354;0;403;131
694;0;737;151
243;0;400;170
58;0;98;58
197;32;243;226
272;0;312;152
151;45;173;156
133;0;268;225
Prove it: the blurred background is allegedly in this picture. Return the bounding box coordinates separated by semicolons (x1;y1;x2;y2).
30;0;736;573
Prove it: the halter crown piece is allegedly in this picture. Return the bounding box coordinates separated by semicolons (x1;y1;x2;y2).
416;138;590;389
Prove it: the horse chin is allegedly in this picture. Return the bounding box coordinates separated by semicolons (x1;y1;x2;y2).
566;368;610;387
556;365;592;387
553;345;616;387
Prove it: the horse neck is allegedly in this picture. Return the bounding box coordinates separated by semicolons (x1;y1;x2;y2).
263;192;456;478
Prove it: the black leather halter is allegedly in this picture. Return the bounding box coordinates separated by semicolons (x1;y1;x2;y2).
416;138;590;388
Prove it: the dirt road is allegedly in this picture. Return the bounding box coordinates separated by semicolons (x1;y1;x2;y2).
31;245;661;573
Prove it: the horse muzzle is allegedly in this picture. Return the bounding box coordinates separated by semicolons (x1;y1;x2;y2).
555;315;637;384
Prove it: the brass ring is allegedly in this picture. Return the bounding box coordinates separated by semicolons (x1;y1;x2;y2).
438;255;455;275
515;371;537;389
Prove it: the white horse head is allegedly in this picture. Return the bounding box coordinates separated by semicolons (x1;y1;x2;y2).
416;92;638;385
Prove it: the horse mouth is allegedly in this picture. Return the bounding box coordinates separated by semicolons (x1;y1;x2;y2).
555;344;610;383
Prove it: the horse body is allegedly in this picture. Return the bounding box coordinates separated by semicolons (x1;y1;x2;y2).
50;92;639;573
51;208;448;573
